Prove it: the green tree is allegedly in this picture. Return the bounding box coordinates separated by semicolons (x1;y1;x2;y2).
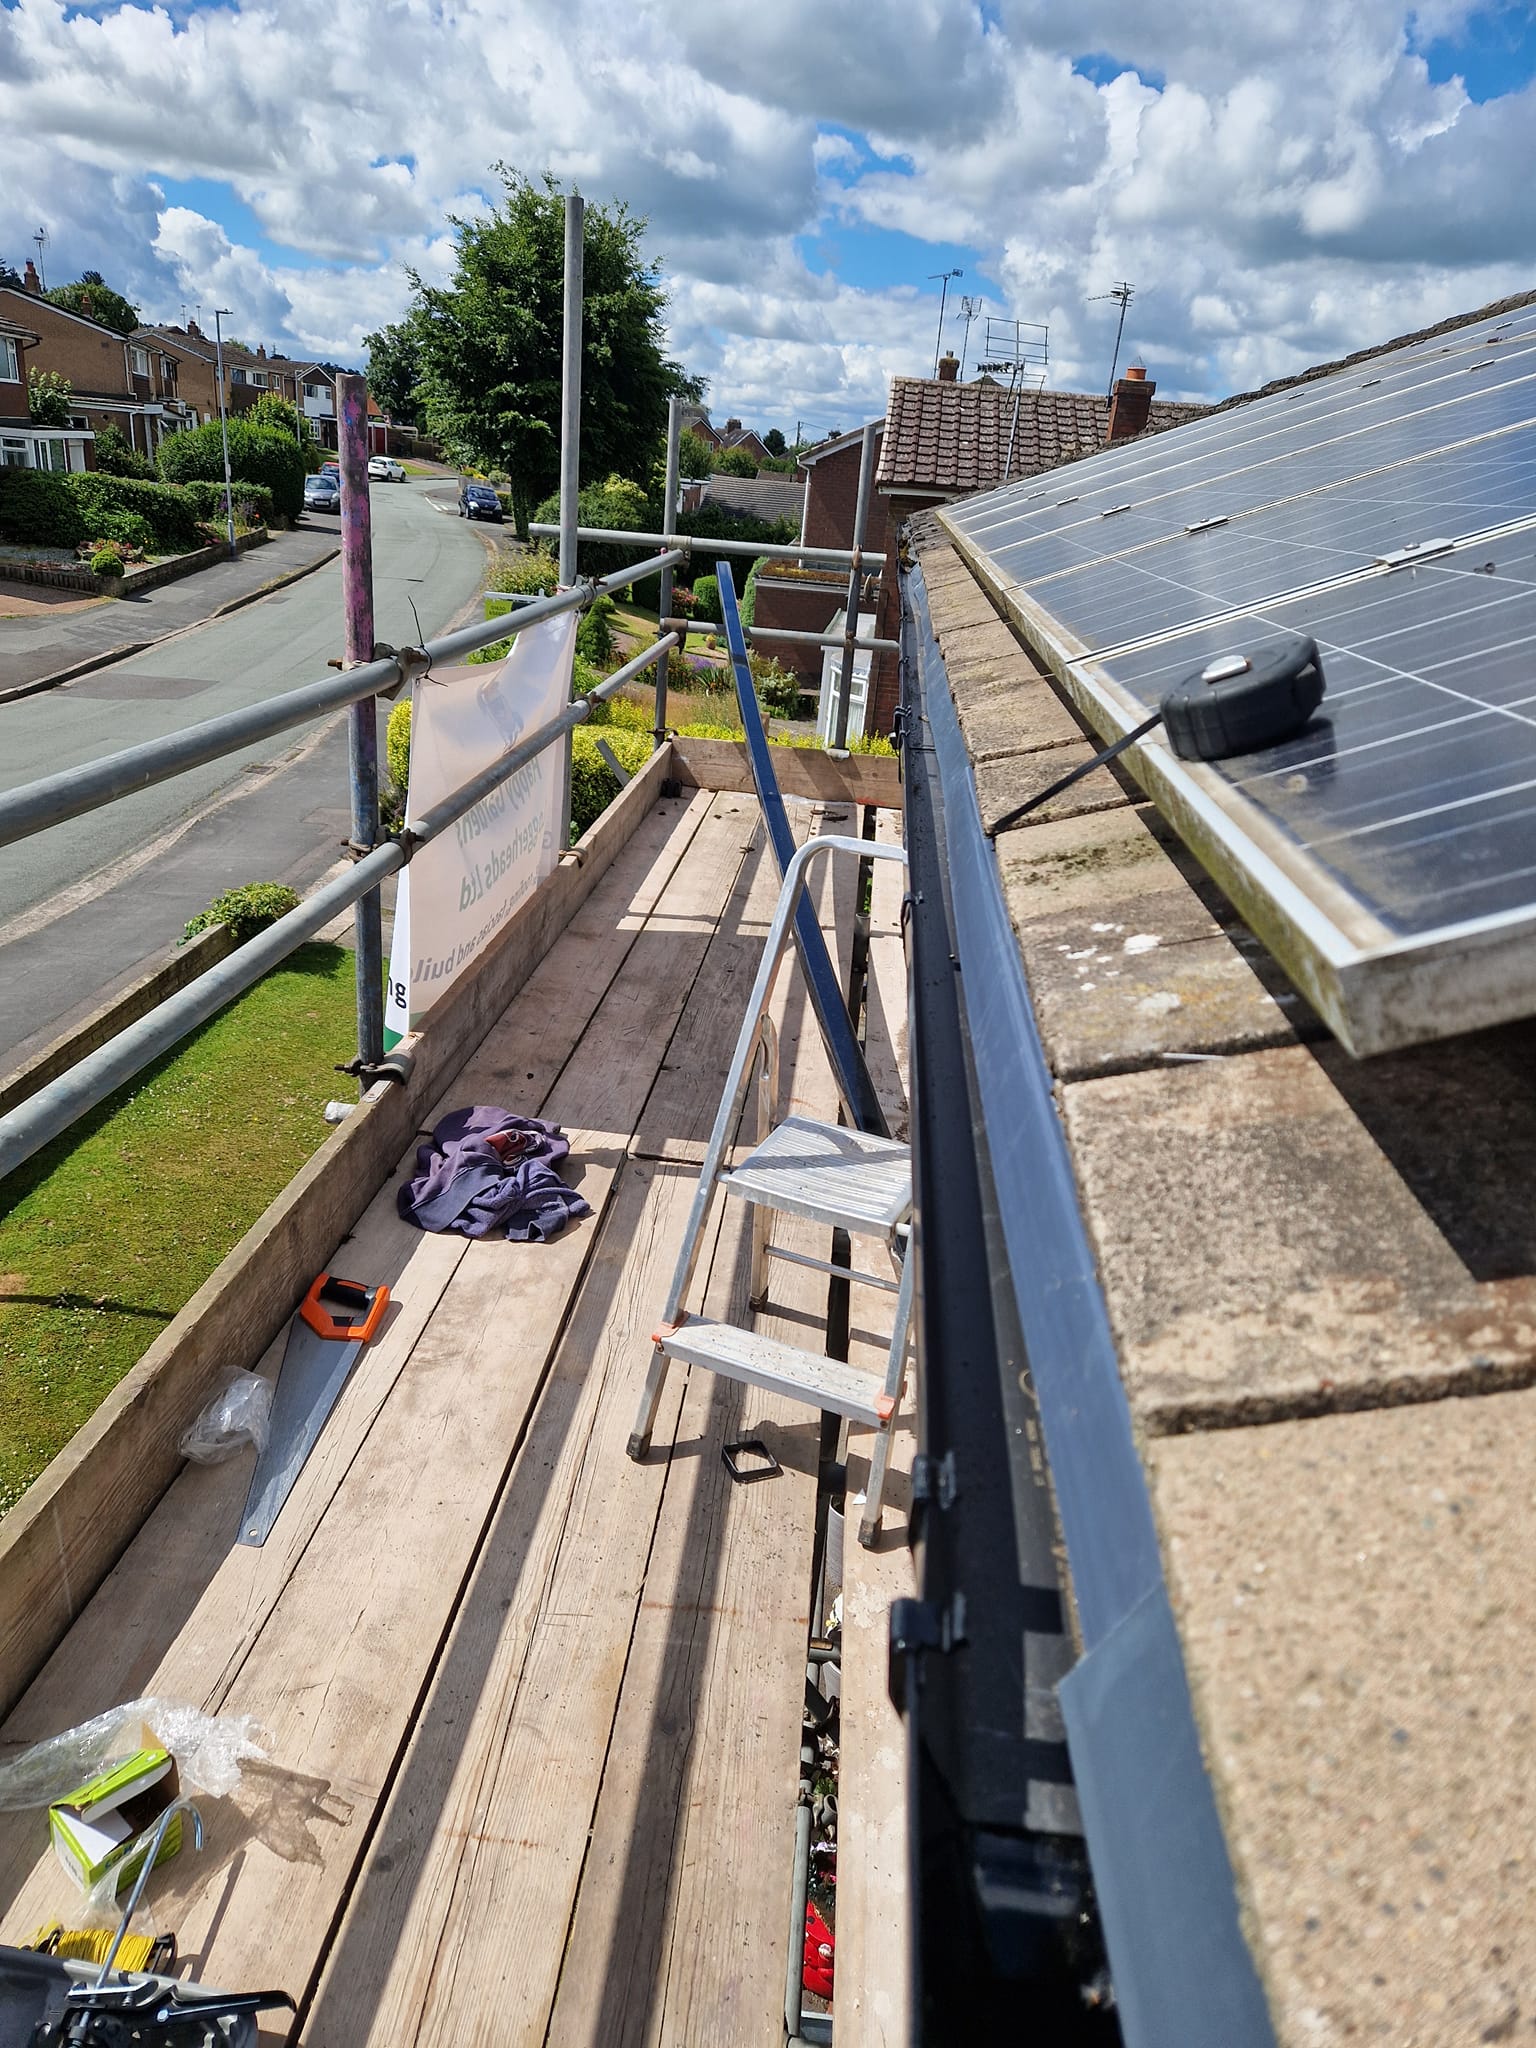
678;428;717;476
246;389;314;457
763;427;787;457
715;446;758;478
398;167;697;532
46;274;141;336
363;317;424;420
91;425;156;479
26;367;71;425
157;418;306;521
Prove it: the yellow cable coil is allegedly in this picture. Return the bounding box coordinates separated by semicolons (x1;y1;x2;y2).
27;1921;163;1973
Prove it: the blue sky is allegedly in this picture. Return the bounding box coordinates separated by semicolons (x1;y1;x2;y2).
4;0;1536;430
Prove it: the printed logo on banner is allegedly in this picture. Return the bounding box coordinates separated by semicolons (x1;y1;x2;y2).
384;610;576;1045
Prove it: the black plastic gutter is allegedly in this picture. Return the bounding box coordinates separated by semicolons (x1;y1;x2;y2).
895;557;1276;2048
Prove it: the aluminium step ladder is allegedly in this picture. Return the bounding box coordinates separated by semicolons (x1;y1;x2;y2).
627;833;912;1546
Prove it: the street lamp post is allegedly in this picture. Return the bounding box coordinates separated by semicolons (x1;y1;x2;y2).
929;268;963;377
212;309;236;559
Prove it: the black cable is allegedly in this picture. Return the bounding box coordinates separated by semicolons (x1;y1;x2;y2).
986;709;1163;837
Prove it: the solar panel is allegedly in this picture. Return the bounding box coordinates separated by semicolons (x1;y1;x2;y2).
937;304;1536;1054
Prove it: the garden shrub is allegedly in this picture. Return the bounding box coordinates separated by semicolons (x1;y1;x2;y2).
575;594;615;665
0;468;85;548
531;475;653;579
182;882;301;944
177;478;275;527
570;727;650;839
487;546;560;597
66;473;202;551
386;699;413;796
89;544;126;577
158;419;305;520
85;510;157;552
748;650;802;718
91;426;156;480
692;573;722;624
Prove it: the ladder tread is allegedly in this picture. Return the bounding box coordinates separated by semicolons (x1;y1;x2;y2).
658;1316;888;1427
723;1115;911;1233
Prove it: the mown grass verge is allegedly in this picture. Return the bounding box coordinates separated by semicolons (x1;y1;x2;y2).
0;943;356;1518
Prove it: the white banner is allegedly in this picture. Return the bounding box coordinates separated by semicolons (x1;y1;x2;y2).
384;611;576;1043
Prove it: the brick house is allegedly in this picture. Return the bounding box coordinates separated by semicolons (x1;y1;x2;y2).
680;406;773;467
865;356;1212;729
0;263;194;460
0;305;93;472
751;421;889;692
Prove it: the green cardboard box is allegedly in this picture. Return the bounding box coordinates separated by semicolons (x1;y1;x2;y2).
48;1736;182;1897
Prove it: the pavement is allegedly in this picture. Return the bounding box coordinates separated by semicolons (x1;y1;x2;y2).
0;523;342;696
0;477;495;1074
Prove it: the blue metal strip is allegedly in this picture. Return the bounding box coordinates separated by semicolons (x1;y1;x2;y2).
906;556;1276;2047
717;562;887;1137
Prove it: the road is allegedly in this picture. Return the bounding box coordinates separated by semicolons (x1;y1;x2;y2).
0;477;489;1072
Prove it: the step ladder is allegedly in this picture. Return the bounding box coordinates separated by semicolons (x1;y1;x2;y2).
627;833;911;1546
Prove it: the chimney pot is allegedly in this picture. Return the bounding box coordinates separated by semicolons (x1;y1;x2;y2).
22;259;41;295
937;351;960;382
726;417;742;431
1125;362;1147;382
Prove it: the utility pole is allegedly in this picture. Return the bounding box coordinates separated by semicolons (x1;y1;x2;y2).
929;268;963;376
212;308;236;559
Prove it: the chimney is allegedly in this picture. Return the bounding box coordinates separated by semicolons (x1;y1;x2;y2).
1106;361;1155;443
22;259;41;296
725;417;742;432
187;318;202;338
256;343;266;360
937;351;960;382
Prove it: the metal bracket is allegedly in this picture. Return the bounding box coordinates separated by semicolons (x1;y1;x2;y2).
722;1435;781;1483
334;1050;413;1090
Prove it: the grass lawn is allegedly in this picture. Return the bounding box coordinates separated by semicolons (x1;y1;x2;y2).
0;943;357;1519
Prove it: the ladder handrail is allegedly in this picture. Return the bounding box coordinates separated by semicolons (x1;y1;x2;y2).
657;833;907;1328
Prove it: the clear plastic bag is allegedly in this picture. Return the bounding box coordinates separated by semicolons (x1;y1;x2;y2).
177;1372;273;1464
0;1697;266;1812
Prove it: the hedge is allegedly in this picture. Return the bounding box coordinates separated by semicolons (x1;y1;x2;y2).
67;473;203;551
570;726;649;838
176;478;276;526
158;419;305;521
0;469;85;548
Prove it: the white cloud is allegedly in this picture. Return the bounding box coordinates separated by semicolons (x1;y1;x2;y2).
0;0;1532;427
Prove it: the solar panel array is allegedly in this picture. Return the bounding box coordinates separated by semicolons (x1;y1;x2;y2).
938;301;1536;1053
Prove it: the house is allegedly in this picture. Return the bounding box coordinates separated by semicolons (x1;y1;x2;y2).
751;421;890;691
289;363;339;450
0;305;94;472
695;472;805;526
864;353;1211;728
681;406;773;467
0;263;191;461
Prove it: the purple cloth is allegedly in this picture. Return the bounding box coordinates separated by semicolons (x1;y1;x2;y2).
398;1106;592;1242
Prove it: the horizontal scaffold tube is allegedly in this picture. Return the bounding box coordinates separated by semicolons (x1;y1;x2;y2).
0;633;681;1184
0;551;684;856
528;522;885;570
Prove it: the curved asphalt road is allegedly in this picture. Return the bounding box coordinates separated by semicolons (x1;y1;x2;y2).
0;477;490;1070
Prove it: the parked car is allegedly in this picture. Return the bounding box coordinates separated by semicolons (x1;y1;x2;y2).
459;480;504;523
303;472;341;514
368;455;406;482
319;460;340;478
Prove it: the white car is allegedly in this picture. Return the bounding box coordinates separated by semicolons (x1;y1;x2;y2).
368;455;406;482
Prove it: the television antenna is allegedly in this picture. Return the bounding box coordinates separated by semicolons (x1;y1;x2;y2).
1091;281;1135;395
928;268;963;376
975;316;1050;480
957;295;983;380
31;227;48;292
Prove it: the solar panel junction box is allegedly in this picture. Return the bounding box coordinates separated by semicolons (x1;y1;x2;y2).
1161;635;1325;762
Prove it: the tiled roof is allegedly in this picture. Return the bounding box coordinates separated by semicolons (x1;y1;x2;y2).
877;378;1209;494
698;473;806;524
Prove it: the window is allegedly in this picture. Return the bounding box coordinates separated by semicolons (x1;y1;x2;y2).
0;435;27;468
231;367;247;384
249;371;267;388
129;345;150;378
0;337;18;383
33;438;67;472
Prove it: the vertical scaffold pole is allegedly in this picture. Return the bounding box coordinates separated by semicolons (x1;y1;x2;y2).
654;393;681;745
556;191;585;851
336;371;384;1080
830;420;877;752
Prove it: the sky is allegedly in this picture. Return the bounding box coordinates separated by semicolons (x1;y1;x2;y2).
2;0;1535;439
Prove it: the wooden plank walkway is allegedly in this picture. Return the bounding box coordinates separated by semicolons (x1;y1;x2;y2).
0;787;911;2048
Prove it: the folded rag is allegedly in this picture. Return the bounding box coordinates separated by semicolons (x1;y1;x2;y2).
398;1106;592;1242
